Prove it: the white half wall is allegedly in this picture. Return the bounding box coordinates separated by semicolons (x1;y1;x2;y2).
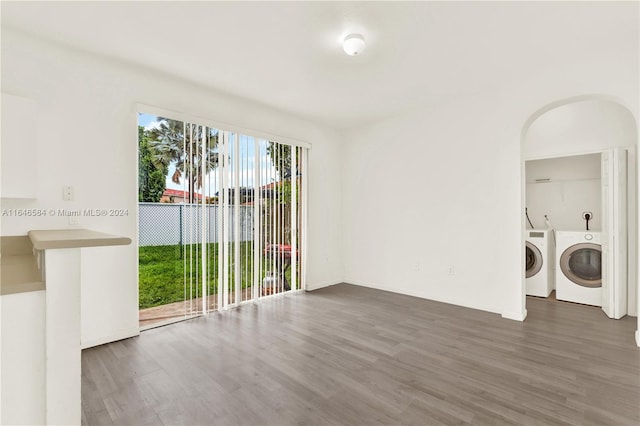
0;28;343;346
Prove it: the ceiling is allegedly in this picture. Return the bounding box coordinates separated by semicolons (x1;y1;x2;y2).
1;1;637;129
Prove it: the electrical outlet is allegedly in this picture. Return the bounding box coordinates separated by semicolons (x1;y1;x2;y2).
63;186;74;201
448;266;455;276
582;211;593;220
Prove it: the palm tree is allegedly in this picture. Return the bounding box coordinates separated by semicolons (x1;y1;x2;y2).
148;118;220;203
138;126;166;202
267;141;294;180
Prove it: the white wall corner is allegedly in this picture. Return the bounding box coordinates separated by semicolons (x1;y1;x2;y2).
636;329;640;348
305;280;343;292
502;309;528;322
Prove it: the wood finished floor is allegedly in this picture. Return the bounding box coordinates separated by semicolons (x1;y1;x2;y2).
82;284;640;426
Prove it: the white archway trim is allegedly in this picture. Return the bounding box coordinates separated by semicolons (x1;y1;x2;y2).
520;94;638;144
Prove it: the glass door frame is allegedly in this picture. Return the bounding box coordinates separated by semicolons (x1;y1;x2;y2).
136;104;309;328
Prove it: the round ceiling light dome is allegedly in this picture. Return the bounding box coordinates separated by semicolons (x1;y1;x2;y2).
343;34;365;56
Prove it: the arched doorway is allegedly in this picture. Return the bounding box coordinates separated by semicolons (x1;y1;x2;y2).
520;96;638;331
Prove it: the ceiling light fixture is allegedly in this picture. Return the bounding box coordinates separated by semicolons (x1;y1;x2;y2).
343;33;365;56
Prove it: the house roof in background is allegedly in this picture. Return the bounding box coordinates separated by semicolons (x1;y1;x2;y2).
1;1;637;129
162;189;207;200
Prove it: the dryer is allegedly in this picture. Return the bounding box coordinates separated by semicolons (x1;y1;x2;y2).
525;229;554;297
555;231;602;306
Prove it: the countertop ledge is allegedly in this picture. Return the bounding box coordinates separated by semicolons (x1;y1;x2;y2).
28;229;132;250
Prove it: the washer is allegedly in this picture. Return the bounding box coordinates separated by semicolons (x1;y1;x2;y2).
555;231;602;306
525;229;554;297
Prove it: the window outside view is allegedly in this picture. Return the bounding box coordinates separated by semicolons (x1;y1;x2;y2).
138;113;304;327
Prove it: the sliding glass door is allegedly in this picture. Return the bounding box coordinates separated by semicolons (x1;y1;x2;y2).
138;111;306;327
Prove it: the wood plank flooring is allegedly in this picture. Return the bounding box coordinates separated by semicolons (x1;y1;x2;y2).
82;284;640;425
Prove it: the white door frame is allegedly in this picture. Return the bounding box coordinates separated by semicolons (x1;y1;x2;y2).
520;147;636;320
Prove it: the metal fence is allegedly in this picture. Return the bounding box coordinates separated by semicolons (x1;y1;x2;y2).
138;203;254;246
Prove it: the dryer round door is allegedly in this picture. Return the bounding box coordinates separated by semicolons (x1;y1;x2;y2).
525;241;543;278
559;243;602;288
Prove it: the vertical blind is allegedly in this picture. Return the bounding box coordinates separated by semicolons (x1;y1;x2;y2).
168;120;307;317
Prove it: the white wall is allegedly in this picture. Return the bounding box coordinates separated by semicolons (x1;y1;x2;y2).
0;29;343;347
342;92;521;315
341;48;638;327
526;154;601;231
0;291;46;425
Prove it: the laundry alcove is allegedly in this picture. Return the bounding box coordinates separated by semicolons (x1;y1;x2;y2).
521;97;638;319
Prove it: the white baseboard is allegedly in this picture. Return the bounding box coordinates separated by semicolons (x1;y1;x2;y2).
305;279;343;292
343;278;502;315
81;327;140;349
636;330;640;348
502;309;528;322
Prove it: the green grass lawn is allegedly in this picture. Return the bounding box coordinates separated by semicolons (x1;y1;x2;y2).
139;243;291;309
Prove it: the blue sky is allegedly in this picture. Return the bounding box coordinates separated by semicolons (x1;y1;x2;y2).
138;112;156;129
